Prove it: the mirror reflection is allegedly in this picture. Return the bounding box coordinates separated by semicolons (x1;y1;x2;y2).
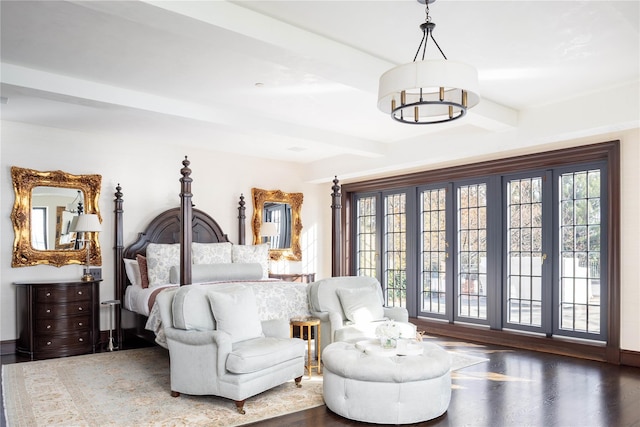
31;187;84;250
261;202;292;249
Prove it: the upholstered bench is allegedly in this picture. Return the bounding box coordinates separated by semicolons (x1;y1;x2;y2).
322;341;451;424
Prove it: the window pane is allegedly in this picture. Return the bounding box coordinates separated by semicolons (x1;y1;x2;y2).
506;177;543;327
457;183;487;320
384;193;406;308
420;188;447;314
559;169;601;334
355;196;377;278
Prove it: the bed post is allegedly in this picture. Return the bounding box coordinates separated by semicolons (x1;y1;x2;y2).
331;176;342;277
238;194;246;245
179;157;193;286
114;183;123;349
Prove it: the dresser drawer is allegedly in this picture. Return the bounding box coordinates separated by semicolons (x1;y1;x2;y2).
34;330;92;351
35;315;91;334
36;301;92;318
36;285;91;303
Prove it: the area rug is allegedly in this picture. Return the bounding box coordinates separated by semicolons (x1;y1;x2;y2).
3;346;487;427
2;347;323;427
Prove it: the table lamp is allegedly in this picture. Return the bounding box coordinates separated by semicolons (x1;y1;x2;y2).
72;214;102;281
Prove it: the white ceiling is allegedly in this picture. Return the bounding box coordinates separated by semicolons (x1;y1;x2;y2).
1;1;639;182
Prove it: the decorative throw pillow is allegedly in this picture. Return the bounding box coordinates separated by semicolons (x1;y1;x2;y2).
192;242;232;264
136;254;149;289
146;243;180;287
123;258;141;287
231;244;269;279
207;286;263;343
336;286;385;323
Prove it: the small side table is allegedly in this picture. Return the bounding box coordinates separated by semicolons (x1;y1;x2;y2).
101;299;120;351
290;317;321;376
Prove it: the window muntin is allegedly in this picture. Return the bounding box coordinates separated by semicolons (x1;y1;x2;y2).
558;169;602;335
384;193;407;307
456;183;488;320
355;195;377;278
420;187;447;315
506;177;544;327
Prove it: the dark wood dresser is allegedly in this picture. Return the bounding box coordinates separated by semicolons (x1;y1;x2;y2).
14;279;101;360
269;273;316;283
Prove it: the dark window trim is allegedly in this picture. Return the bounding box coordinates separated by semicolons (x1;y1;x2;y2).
340;141;620;364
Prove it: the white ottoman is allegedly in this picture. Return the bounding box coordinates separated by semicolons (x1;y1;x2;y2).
322;341;451;424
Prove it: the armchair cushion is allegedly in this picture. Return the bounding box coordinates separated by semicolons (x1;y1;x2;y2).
227;337;305;374
336;286;385;323
207;286;263;343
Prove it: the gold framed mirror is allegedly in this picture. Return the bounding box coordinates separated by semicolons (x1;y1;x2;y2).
11;166;102;267
251;188;303;261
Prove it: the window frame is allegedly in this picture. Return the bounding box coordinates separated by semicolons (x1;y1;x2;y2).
340;141;620;363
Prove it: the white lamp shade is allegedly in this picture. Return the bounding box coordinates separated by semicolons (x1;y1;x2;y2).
72;214;102;233
378;59;480;118
260;222;278;237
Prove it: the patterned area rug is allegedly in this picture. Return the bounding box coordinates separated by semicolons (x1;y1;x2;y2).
3;346;488;426
2;347;323;427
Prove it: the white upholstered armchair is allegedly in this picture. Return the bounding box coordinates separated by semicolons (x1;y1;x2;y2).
156;284;305;414
308;276;417;353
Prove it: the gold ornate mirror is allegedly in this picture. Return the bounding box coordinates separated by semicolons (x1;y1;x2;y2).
11;166;102;267
251;188;303;261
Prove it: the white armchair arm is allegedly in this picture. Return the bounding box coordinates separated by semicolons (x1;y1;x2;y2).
383;306;409;323
163;327;232;378
311;310;344;336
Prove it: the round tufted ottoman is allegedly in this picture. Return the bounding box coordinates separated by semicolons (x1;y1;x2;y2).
322;341;451;424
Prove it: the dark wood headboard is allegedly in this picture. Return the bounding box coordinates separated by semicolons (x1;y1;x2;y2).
122;207;230;260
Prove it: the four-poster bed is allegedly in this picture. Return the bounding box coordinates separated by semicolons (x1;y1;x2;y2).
113;157;311;348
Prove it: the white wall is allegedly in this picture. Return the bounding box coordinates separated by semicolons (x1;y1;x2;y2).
619;137;640;353
1;121;330;339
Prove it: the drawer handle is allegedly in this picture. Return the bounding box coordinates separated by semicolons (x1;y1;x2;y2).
78;322;83;326
46;292;51;297
46;325;51;329
78;291;83;295
78;307;83;311
78;338;84;342
46;309;51;313
47;341;52;346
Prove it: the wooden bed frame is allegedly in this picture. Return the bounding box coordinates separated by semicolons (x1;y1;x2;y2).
113;157;248;348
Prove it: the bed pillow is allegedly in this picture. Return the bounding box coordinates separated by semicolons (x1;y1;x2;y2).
171;285;216;331
192;242;232;264
123;258;141;287
207;286;263;343
169;263;264;284
231;244;270;279
136;254;149;289
336;286;385;323
146;243;180;287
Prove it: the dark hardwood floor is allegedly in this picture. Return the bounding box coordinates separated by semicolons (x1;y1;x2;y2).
3;335;640;427
246;336;640;427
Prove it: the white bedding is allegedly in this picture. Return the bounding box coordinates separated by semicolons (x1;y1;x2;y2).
144;279;311;347
124;283;178;316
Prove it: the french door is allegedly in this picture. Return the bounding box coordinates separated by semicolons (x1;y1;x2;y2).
352;162;607;341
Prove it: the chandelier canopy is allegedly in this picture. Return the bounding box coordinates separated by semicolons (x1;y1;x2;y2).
377;0;479;124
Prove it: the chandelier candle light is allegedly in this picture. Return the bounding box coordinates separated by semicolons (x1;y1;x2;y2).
377;0;479;124
72;214;101;281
